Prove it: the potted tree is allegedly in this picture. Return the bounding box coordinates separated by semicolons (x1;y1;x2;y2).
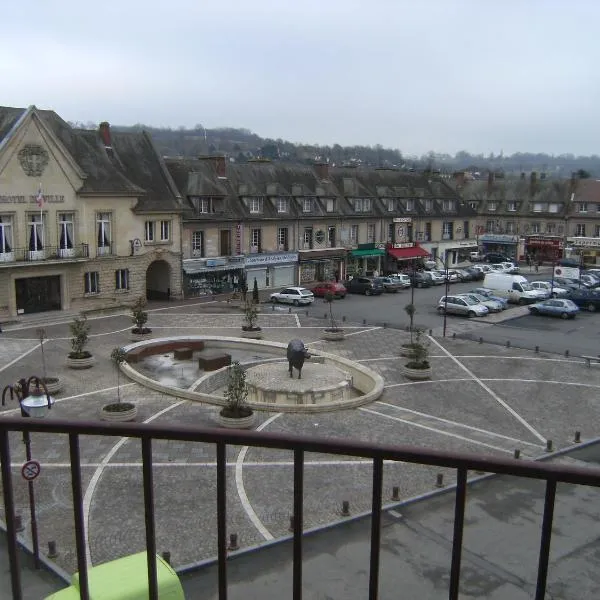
100;347;137;421
241;299;263;339
401;329;432;380
252;278;260;304
216;361;256;429
36;327;62;393
400;303;419;358
322;290;345;341
131;296;152;342
66;315;94;369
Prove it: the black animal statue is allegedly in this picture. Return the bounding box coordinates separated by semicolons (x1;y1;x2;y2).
286;339;310;379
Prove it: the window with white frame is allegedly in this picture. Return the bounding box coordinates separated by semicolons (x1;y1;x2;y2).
469;201;477;210
28;213;44;251
387;223;394;242
363;198;371;211
97;213;111;253
354;198;371;212
425;199;433;212
486;220;496;232
194;198;212;214
115;269;129;290
144;221;154;242
595;225;600;237
487;202;497;212
84;271;99;294
367;223;376;243
277;198;288;213
350;224;359;242
405;199;414;211
507;202;517;212
577;203;588;213
326;198;335;212
531;222;541;233
387;198;395;212
505;222;515;234
249;197;263;214
277;227;288;250
58;213;74;250
160;220;170;241
533;203;544;212
443;199;455;211
576;223;586;236
548;203;560;213
303;198;312;213
303;227;313;248
546;223;556;234
250;228;261;252
192;231;204;256
0;215;13;253
442;221;453;239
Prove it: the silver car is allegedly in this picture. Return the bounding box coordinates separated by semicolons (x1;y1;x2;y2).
461;293;504;313
437;295;489;318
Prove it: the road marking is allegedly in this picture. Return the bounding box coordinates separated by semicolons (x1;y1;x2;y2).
235;414;282;541
375;401;541;447
428;336;546;443
294;313;301;328
359;407;518;454
384;378;474;388
0;342;43;373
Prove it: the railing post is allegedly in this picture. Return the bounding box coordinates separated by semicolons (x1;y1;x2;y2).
69;433;89;600
216;441;228;600
368;457;383;600
0;429;22;600
141;436;158;600
535;479;557;600
449;468;468;600
293;449;304;600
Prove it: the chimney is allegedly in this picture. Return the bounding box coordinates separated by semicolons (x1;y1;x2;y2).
530;171;537;197
199;155;227;177
520;172;526;180
99;122;111;147
314;162;329;181
453;171;465;187
487;171;494;189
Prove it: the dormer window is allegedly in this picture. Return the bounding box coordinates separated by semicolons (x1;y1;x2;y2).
326;198;335;213
355;198;371;212
387;198;394;212
405;199;414;211
488;202;497;212
277;198;288;213
193;197;214;214
443;199;455;211
469;201;477;210
250;197;263;214
507;202;517;212
424;199;433;212
577;203;588;213
303;198;312;213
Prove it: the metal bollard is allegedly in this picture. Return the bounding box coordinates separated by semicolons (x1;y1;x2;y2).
392;486;400;501
383;322;387;328
14;515;23;532
342;316;346;322
289;516;295;532
479;337;483;344
288;307;292;314
546;439;553;452
363;319;367;325
436;473;444;488
514;449;521;459
228;533;239;551
452;332;456;339
305;310;309;317
324;313;327;319
506;340;511;348
535;345;539;353
574;431;581;443
161;551;171;565
565;349;569;357
429;329;433;336
48;540;58;559
340;500;350;517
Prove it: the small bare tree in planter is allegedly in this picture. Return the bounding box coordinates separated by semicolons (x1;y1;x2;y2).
400;303;419;358
100;347;137;421
252;278;260;304
401;329;432;380
322;290;345;341
66;315;94;369
217;361;256;429
131;296;152;341
36;327;62;393
241;300;263;339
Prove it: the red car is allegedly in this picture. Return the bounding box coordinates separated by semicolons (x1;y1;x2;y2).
311;281;347;299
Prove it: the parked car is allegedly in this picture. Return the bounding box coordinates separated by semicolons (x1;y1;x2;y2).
429;271;446;285
389;274;412;288
580;273;600;288
465;267;485;281
469;287;509;309
374;276;403;293
461;293;504;313
502;262;520;274
344;276;384;296
490;263;510;273
528;298;579;319
270;287;315;306
485;253;510;263
409;271;433;288
311;281;347;299
469;251;484;262
437;295;489;318
553;277;581;291
566;288;600;312
443;270;460;283
530;281;568;298
471;264;492;276
455;269;474;282
423;260;438;270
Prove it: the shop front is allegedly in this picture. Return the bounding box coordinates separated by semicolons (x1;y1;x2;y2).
524;235;563;263
565;237;600;266
480;234;520;260
15;274;61;314
298;248;346;284
384;243;430;273
182;256;245;297
347;244;385;277
245;251;298;289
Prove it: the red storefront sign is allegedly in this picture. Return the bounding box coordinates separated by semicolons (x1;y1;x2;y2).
525;237;563;249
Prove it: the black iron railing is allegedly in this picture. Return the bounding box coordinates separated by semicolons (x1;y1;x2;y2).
1;417;600;600
0;244;90;263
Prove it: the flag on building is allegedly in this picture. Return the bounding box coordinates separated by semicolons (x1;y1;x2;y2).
36;184;45;208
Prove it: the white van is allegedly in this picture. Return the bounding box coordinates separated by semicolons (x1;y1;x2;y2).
482;273;544;304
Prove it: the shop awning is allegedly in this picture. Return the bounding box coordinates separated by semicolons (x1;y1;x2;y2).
350;248;385;258
387;246;430;260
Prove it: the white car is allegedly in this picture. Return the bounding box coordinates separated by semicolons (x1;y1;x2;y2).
429;271;446;285
490;263;510;273
530;281;568;298
437;295;489;318
461;293;504;313
390;274;412;288
270;287;315;306
502;262;520;274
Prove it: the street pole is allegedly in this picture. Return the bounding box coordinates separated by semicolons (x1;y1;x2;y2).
443;253;449;338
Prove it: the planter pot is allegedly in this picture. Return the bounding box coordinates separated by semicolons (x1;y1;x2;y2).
216;411;256;429
322;329;345;341
100;402;138;422
241;328;263;340
400;363;432;380
66;354;94;369
41;377;62;394
131;329;152;343
399;345;418;358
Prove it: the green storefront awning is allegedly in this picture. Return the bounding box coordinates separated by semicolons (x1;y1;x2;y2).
350;248;386;258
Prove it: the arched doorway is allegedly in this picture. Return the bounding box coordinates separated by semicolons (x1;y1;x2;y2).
146;260;171;300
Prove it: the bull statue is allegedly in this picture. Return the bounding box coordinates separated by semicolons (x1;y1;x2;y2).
286;339;311;379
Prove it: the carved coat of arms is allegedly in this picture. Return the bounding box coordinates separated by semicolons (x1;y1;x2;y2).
18;144;49;177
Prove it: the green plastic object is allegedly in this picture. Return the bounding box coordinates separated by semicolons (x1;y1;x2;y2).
44;552;184;600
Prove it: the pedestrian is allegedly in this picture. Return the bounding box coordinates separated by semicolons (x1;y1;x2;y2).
526;254;531;268
535;260;539;273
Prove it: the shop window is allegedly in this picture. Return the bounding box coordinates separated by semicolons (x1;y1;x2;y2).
115;269;129;291
277;227;289;251
96;213;112;255
250;228;262;252
192;231;204;257
576;224;586;237
0;215;13;253
84;271;100;294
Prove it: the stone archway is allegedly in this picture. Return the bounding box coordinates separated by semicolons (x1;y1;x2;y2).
146;260;172;300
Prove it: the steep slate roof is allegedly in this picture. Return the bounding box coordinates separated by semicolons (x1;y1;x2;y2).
0;105;181;212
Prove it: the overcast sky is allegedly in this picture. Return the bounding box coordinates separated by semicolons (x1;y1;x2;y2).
3;1;599;156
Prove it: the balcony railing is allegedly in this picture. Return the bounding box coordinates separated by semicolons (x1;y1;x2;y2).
1;417;600;600
0;244;90;263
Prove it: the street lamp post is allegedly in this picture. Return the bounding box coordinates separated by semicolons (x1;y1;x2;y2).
443;253;450;337
2;376;54;573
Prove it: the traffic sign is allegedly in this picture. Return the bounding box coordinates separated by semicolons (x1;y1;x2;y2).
21;460;41;481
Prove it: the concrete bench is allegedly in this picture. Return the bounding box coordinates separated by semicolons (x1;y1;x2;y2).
198;350;232;371
581;355;600;367
173;347;194;360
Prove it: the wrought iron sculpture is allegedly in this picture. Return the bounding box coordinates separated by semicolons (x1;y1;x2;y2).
286;339;311;379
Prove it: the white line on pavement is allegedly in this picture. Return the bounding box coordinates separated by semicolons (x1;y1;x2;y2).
294;313;301;328
428;336;546;443
0;342;41;373
235;414;282;541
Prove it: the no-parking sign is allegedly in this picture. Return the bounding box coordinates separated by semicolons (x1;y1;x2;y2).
21;460;41;481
